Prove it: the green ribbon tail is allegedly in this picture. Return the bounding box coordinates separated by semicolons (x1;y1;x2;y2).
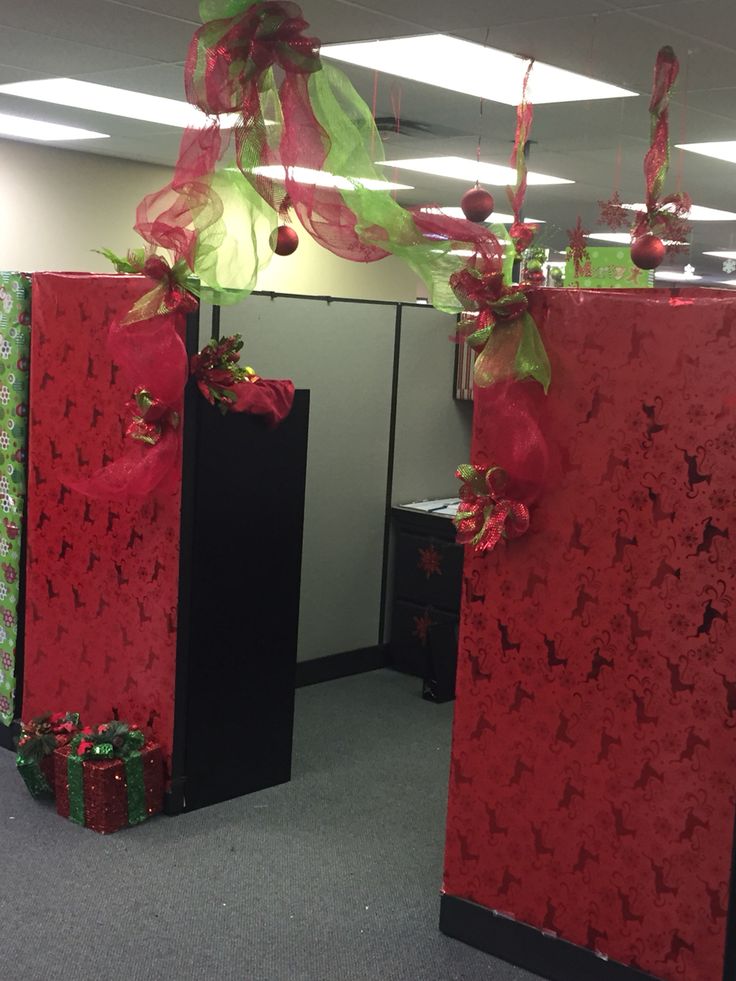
515;312;551;393
124;751;147;826
67;754;85;826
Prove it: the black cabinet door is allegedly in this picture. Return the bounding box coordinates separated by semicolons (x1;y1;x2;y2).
391;599;458;678
395;530;464;613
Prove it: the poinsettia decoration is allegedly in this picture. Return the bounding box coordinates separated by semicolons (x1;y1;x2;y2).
16;712;81;763
72;720;144;759
190;334;259;413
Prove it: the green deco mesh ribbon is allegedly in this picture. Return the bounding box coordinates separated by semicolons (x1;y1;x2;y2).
67;724;148;828
132;0;509;316
0;273;31;728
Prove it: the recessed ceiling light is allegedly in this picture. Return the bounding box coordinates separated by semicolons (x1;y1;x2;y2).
623;202;736;221
0;111;108;142
587;231;682;246
249;164;412;191
0;77;242;129
420;206;544;224
322;35;637;106
704;251;736;259
676;141;736;165
379;156;573;186
587;232;631;244
654;270;702;282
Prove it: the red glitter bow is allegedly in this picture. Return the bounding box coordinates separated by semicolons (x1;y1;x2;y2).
185;2;321;117
454;464;530;553
125;386;180;446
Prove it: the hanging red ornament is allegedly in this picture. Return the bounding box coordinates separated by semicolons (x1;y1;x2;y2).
630;233;666;270
270;225;299;256
460;186;495;223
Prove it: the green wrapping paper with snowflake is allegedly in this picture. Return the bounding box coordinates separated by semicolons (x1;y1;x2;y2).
0;273;31;727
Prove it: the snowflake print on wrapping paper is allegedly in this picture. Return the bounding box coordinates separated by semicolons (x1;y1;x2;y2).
0;696;8;714
417;544;442;579
1;651;10;669
0;435;8;452
0;342;10;360
412;611;434;646
0;542;8;557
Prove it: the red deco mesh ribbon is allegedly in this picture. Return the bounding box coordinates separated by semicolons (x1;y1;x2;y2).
455;464;530;553
600;46;690;248
506;60;537;256
133;0;507;313
71;275;190;501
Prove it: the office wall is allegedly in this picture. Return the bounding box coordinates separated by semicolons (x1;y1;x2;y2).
0;139;419;302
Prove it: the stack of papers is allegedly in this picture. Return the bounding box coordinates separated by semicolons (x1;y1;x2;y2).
399;498;460;517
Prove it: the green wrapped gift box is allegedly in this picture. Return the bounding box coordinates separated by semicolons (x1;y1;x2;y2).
0;272;31;727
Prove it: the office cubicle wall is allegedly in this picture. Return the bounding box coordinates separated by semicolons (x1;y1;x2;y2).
204;296;470;663
215;295;396;662
391;304;472;506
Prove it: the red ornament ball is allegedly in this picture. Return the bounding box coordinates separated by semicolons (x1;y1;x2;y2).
630;233;666;270
460;186;494;223
270;225;299;256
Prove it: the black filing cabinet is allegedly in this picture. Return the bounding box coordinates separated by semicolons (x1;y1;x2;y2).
390;506;463;701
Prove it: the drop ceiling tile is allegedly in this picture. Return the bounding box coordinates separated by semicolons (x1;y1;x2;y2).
104;0;199;20
0;0;195;62
0;26;154;75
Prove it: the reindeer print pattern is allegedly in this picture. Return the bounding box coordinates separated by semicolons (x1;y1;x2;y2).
444;289;736;981
22;273;183;766
0;272;31;726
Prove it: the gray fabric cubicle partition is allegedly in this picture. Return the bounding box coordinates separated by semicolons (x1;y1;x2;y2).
202;296;471;663
391;304;472;505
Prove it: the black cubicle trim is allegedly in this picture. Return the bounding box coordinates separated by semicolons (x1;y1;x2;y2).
378;304;403;645
166;307;200;815
440;894;662;981
721;808;736;979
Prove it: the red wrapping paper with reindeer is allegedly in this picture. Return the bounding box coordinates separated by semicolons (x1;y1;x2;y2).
444;287;736;981
22;273;183;768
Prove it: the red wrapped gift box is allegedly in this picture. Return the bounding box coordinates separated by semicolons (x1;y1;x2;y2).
22;273;183;767
54;742;164;834
442;288;736;981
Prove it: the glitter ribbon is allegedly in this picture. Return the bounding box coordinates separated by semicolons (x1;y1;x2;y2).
454;464;530;553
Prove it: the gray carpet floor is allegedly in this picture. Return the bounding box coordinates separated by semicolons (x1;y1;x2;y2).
0;669;539;981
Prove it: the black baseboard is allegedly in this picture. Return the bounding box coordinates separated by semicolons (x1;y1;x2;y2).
439;894;662;981
0;721;19;752
295;645;390;688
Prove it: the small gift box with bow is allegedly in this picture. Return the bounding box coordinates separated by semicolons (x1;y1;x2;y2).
54;721;164;834
16;712;82;799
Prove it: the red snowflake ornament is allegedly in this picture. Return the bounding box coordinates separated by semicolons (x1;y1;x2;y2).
567;216;591;278
417;545;442;579
598;191;630;232
412;611;434;646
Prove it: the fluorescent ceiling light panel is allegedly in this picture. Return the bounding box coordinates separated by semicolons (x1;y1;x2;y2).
421;206;543;223
676;141;736;165
0;77;241;129
654;270;702;282
322;35;637;105
587;231;681;246
623;202;736;221
249;164;412;191
379;156;572;186
719;280;736;286
705;251;736;259
0;111;108;141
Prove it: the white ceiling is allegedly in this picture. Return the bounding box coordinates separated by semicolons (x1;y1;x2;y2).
2;0;736;279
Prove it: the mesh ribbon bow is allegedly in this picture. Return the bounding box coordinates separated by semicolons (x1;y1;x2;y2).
454;464;530;553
